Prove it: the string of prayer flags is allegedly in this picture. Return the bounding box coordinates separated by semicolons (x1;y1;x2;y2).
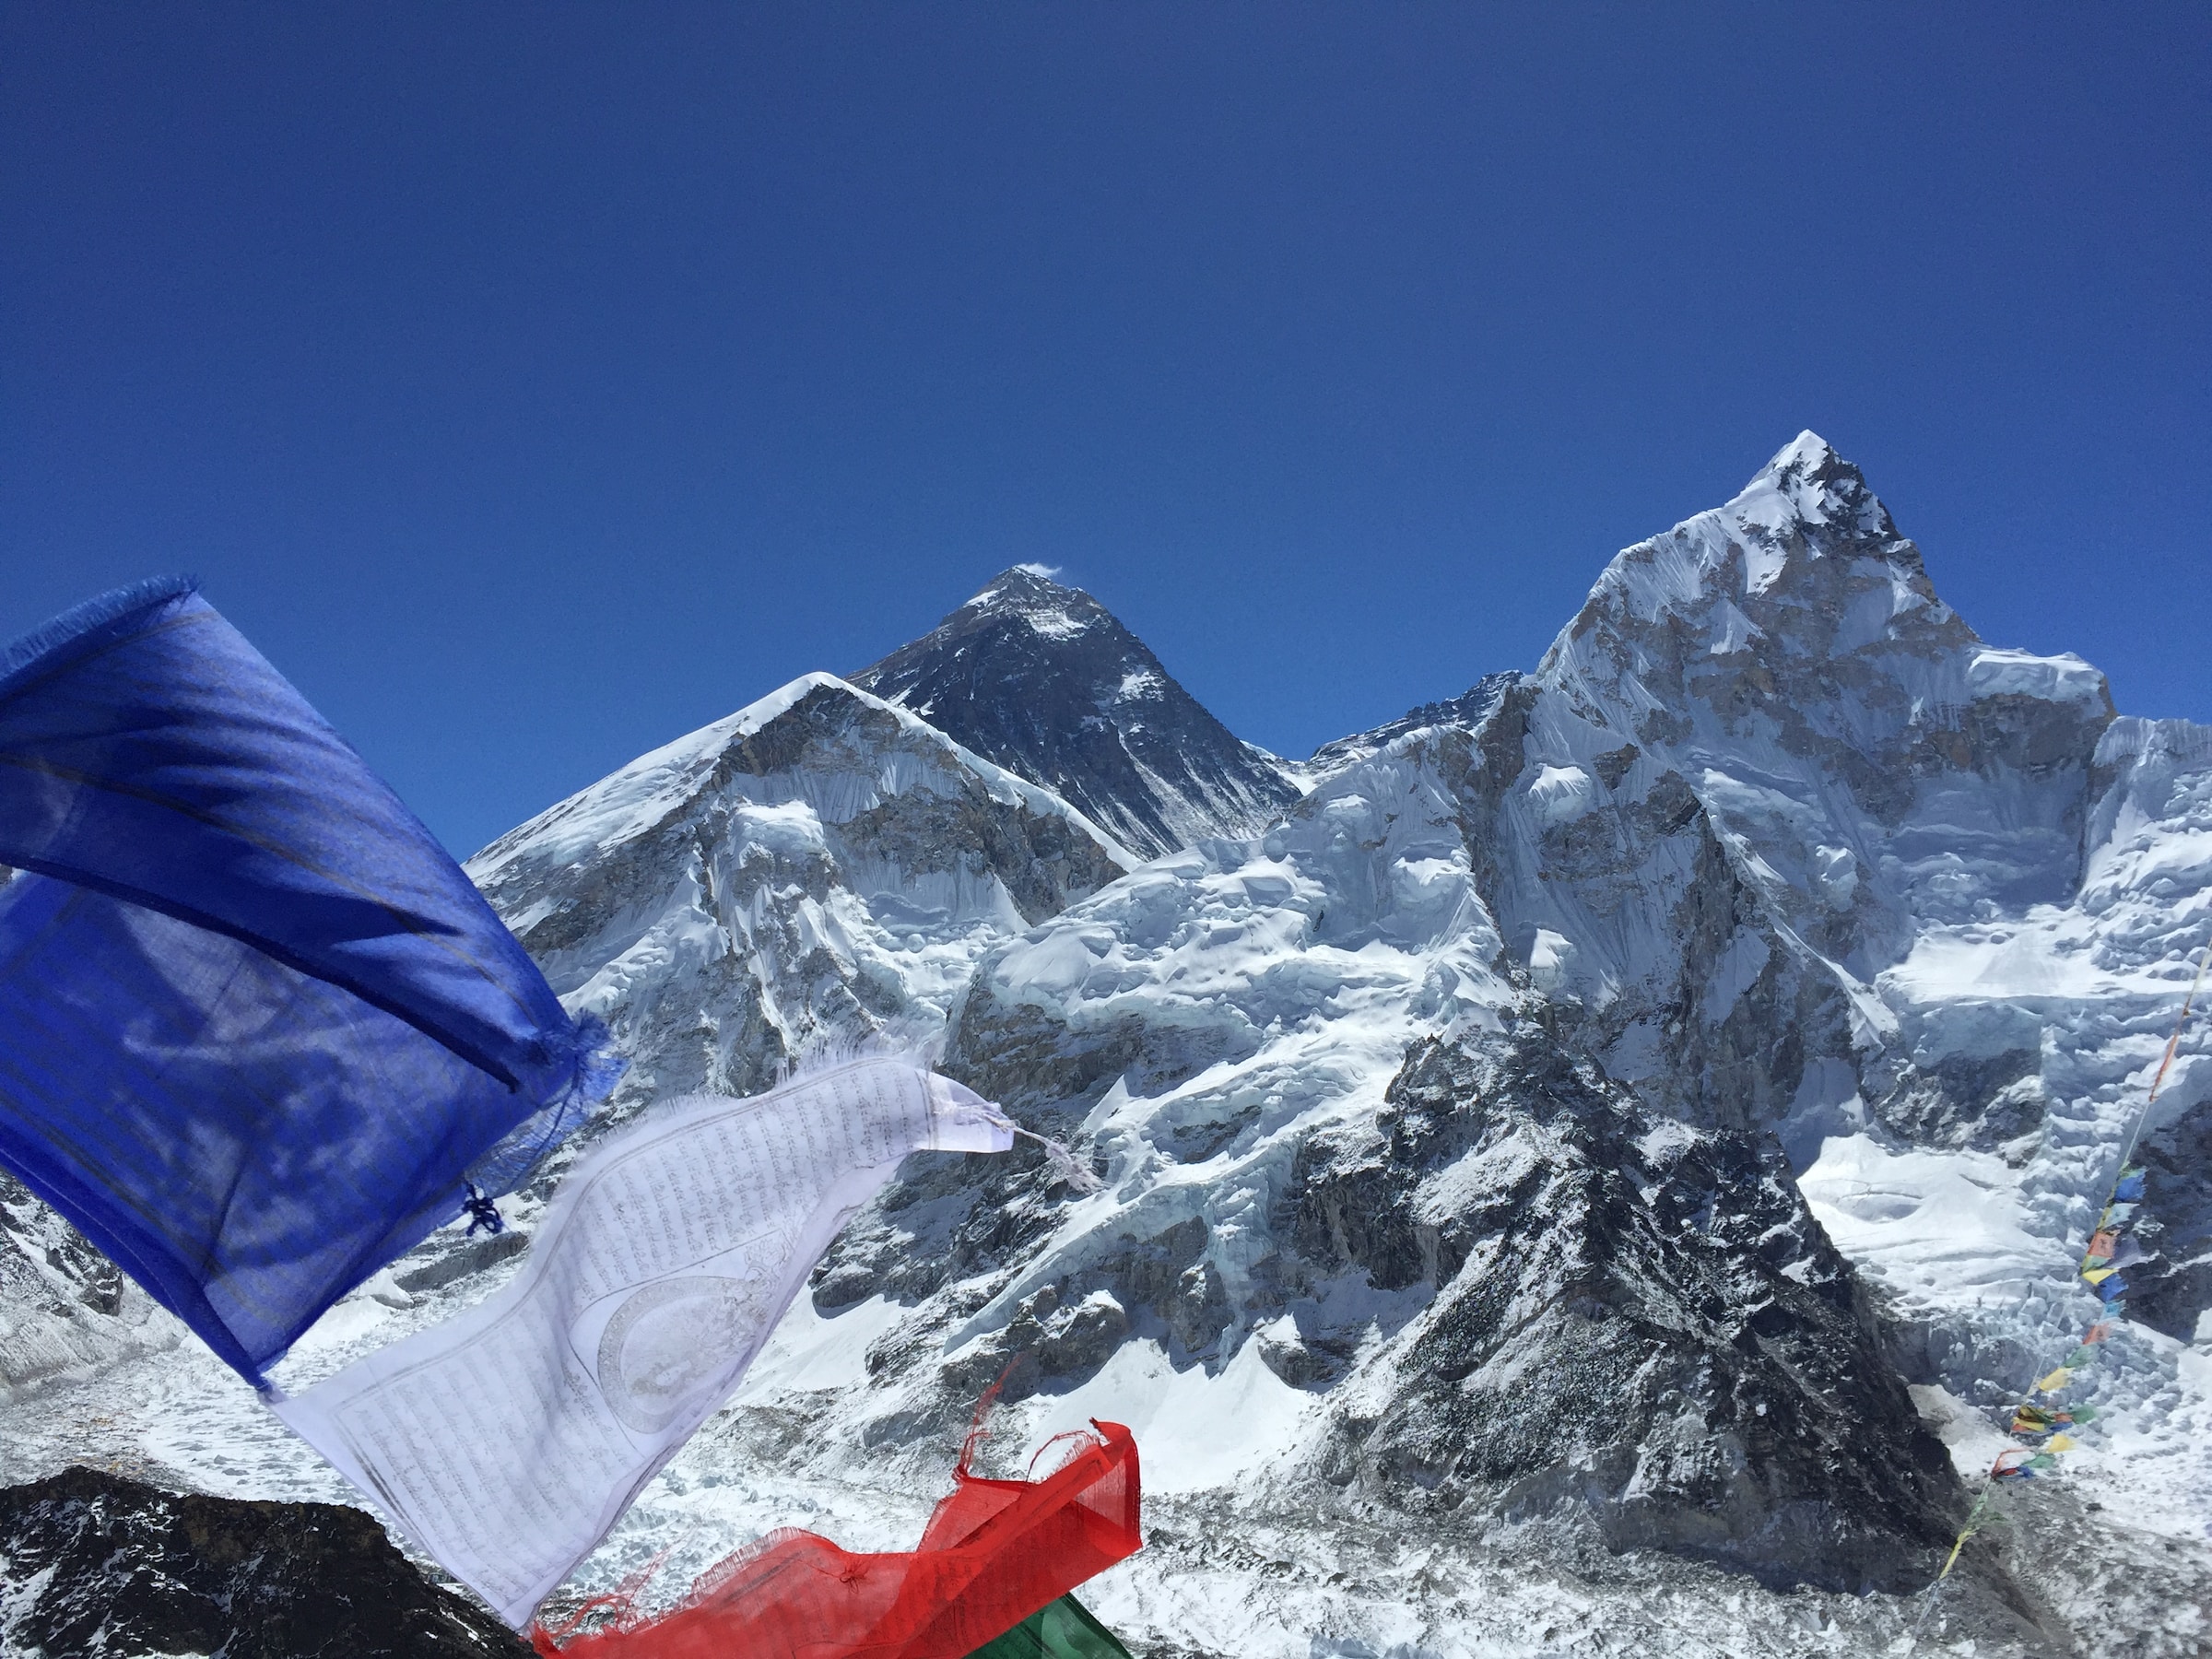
0;582;1121;1633
1930;929;2206;1608
0;578;621;1385
1928;935;2212;1643
276;1057;1023;1629
1973;1157;2162;1492
529;1418;1142;1659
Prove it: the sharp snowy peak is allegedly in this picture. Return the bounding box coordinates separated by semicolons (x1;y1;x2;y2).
851;566;1305;860
465;672;1133;1115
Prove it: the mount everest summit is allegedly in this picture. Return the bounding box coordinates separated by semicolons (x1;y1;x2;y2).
6;434;2212;1657
851;562;1306;859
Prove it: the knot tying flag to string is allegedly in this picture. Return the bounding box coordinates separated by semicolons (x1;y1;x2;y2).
463;1184;505;1237
1012;1127;1102;1194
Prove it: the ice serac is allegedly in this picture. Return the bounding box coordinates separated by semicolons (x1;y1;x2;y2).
465;673;1132;1123
851;565;1305;860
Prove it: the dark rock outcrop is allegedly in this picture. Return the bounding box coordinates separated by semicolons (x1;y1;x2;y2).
1281;1031;1961;1594
0;1466;526;1658
853;567;1302;859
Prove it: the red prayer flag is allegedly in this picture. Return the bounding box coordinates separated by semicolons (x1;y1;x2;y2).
532;1420;1141;1659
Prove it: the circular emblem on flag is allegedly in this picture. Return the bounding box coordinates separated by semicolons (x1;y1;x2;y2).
595;1275;762;1435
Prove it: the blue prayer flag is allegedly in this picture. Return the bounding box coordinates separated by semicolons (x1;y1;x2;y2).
2113;1168;2147;1204
0;579;618;1384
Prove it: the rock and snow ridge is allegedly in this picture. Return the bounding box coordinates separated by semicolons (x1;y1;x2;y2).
851;565;1305;860
8;434;2212;1656
465;671;1135;1127
1304;671;1521;780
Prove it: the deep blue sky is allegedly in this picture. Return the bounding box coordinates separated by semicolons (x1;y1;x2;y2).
6;6;2207;855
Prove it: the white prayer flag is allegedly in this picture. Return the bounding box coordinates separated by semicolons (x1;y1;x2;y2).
272;1056;1014;1627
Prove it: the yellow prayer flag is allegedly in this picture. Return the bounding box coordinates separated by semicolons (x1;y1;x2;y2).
2081;1266;2115;1285
2044;1433;2080;1453
2035;1367;2073;1394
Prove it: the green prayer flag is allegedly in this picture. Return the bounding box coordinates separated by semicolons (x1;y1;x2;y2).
967;1595;1135;1659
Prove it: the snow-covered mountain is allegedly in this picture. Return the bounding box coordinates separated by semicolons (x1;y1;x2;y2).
812;435;2212;1647
851;565;1304;859
465;671;1135;1124
10;436;2212;1657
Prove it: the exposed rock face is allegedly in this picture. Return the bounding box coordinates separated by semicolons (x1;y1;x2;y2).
821;1014;1961;1594
0;1465;526;1658
465;673;1131;1123
1285;1035;1955;1593
852;566;1303;859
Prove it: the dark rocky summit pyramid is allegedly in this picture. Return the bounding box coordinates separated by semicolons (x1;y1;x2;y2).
852;566;1303;860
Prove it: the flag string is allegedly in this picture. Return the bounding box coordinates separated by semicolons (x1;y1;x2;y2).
1910;936;2212;1641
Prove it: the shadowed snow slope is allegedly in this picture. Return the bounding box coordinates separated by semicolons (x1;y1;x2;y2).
852;566;1305;859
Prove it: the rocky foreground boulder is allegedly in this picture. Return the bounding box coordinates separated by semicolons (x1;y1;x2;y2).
0;1467;526;1659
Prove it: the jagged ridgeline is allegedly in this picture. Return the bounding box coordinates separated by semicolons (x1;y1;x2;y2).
9;434;2212;1657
